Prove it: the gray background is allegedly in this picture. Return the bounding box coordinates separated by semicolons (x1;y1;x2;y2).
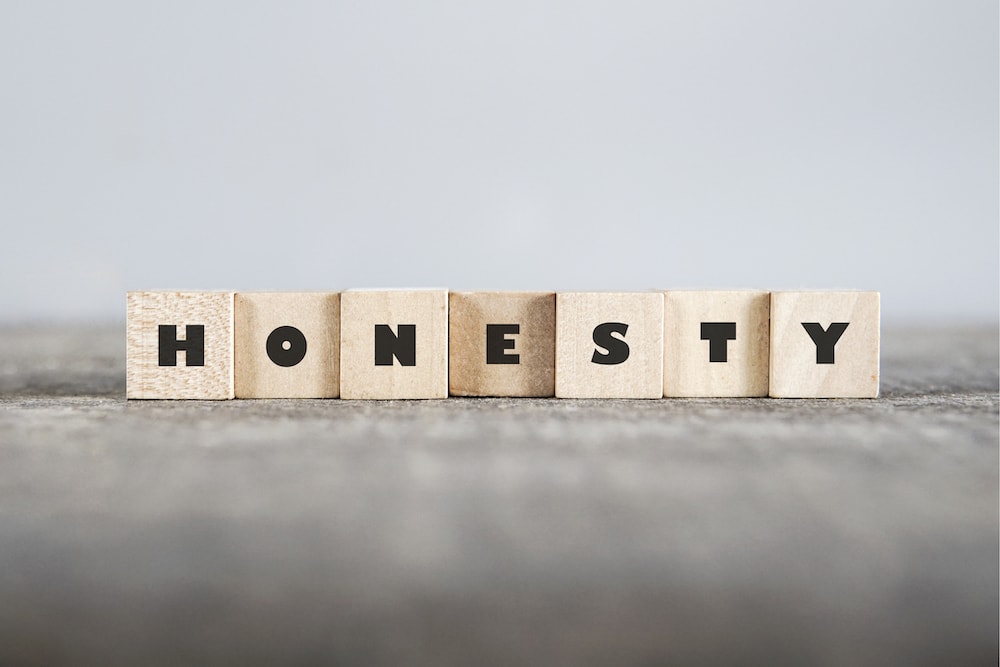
1;1;997;324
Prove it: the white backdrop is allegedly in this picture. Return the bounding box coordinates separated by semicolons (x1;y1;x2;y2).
1;1;996;323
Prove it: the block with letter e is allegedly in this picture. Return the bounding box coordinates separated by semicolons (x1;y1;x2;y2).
769;291;880;398
449;291;555;397
340;290;448;399
126;291;234;399
555;292;664;398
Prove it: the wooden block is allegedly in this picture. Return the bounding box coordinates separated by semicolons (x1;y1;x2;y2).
769;291;880;398
449;292;555;397
663;290;770;397
126;291;234;400
340;290;448;399
234;292;340;399
555;292;664;398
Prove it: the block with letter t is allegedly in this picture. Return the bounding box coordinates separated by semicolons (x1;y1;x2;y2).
663;290;770;397
340;290;449;399
769;291;880;398
126;291;235;399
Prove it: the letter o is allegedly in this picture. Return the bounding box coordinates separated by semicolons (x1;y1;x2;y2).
266;326;307;367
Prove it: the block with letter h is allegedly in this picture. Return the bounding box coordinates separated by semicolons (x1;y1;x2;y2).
126;291;235;400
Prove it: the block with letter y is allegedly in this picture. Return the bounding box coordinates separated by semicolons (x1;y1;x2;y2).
126;291;235;399
769;291;880;398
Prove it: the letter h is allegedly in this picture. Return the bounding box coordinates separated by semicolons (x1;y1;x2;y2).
158;324;205;366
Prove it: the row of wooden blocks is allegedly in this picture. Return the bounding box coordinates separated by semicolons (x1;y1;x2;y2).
126;290;880;400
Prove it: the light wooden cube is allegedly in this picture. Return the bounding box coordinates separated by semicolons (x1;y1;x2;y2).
126;291;234;400
555;292;664;398
769;291;880;398
663;290;770;397
234;292;340;399
340;290;448;399
449;292;555;397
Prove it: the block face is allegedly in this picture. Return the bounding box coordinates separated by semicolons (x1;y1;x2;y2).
555;292;664;399
769;291;880;398
234;293;340;399
449;292;555;397
126;291;234;399
340;290;448;399
664;290;770;397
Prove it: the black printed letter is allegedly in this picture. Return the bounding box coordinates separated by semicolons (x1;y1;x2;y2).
158;324;205;366
375;324;416;366
802;322;849;364
266;326;307;367
486;324;520;364
700;322;737;363
592;322;630;365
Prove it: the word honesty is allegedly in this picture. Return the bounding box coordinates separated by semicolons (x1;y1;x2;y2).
126;290;880;400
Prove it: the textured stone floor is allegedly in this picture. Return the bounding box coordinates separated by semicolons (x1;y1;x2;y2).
0;325;997;666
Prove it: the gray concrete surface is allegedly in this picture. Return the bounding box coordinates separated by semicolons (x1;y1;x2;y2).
0;325;997;666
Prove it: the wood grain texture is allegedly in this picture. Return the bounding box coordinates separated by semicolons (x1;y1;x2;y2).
340;290;448;399
664;290;770;397
449;292;555;397
555;292;664;399
769;291;880;398
234;292;340;399
126;291;234;400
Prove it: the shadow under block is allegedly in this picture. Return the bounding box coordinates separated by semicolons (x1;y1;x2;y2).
555;292;664;399
126;291;234;400
234;292;341;398
340;290;449;399
664;290;770;397
449;292;555;397
769;291;880;398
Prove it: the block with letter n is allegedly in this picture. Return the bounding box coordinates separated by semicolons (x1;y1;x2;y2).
339;290;448;399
